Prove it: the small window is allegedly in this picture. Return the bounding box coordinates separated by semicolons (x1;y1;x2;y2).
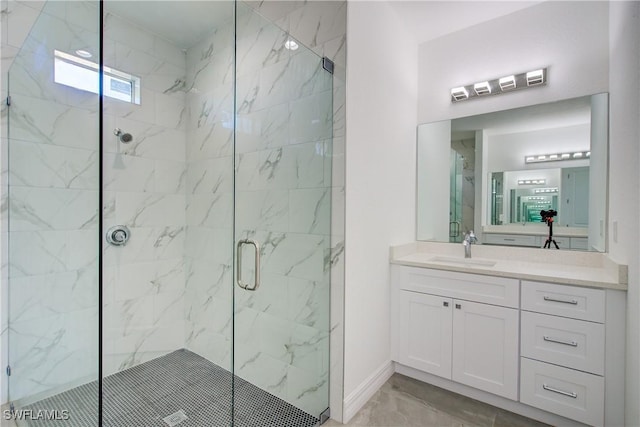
54;50;141;104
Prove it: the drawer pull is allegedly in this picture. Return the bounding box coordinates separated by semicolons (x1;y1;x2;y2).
543;384;578;399
543;296;578;305
503;238;516;241
543;336;578;347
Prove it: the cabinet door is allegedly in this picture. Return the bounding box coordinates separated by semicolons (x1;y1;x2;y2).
399;291;452;379
452;300;519;400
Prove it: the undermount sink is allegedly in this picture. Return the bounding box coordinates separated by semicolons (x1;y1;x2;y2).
428;256;497;268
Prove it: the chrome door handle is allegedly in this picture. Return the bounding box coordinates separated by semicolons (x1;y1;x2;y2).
543;296;578;305
543;384;577;398
543;336;578;347
236;239;260;291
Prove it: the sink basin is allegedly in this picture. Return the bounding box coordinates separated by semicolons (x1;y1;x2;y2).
428;256;497;268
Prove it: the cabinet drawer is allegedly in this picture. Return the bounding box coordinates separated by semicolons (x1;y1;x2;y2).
484;234;538;247
521;312;605;375
520;358;604;427
521;281;605;322
399;266;519;308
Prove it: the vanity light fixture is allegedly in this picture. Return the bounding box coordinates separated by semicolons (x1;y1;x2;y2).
499;75;516;91
524;150;590;164
526;69;545;86
518;179;546;185
474;81;491;95
451;86;469;101
450;67;547;103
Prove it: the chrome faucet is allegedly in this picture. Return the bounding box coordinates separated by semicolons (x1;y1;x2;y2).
463;230;477;258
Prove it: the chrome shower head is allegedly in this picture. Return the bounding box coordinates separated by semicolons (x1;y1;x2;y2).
114;128;133;144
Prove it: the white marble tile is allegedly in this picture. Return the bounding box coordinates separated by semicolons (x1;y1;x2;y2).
186;193;233;229
289;90;333;145
155;92;187;129
6;0;44;49
21;10;98;58
235;189;289;233
103;87;155;125
184;227;232;265
288;364;329;417
9;187;98;231
186;157;233;195
108;258;184;302
259;231;327;282
9;308;98;400
103;226;186;265
9;267;97;324
8;94;99;149
235;102;289;154
288;276;330;329
154;35;186;69
103;11;153;54
289;188;331;235
154;159;186;194
288;1;346;50
103;153;155;193
237;351;288;397
115;192;185;227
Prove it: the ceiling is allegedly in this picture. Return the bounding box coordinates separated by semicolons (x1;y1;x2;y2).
387;0;544;44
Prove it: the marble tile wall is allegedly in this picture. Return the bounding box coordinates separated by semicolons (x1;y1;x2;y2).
3;0;101;401
183;10;235;373
452;139;476;236
101;10;188;376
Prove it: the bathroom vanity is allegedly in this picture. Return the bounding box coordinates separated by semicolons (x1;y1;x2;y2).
389;242;627;427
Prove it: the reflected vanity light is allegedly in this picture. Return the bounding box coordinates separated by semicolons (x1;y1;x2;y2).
518;179;546;185
534;187;559;194
525;150;590;164
451;67;547;102
75;49;92;58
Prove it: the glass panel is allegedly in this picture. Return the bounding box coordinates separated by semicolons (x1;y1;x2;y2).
6;1;101;424
101;0;235;425
233;2;333;424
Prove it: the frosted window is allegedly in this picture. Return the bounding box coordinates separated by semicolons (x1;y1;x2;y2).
54;50;141;104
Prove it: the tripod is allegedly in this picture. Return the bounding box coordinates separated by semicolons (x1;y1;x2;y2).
543;217;559;249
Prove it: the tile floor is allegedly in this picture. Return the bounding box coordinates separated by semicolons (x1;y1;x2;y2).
325;374;550;427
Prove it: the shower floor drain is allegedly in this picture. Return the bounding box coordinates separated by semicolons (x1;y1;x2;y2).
163;409;188;426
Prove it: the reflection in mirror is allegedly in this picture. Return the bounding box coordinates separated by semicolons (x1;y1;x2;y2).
417;93;608;252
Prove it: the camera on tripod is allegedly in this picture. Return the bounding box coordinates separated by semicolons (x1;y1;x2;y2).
540;209;557;224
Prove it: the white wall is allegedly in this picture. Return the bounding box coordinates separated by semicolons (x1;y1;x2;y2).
418;1;609;124
608;2;640;424
344;0;417;420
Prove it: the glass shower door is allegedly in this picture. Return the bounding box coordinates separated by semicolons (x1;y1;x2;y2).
233;3;333;424
6;0;101;424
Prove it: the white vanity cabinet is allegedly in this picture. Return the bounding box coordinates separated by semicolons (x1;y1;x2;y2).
393;266;520;400
520;281;608;426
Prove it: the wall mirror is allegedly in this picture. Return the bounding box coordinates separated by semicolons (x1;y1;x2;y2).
416;93;608;252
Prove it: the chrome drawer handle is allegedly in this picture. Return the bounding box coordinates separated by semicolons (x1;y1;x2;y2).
543;336;578;347
543;296;578;305
503;238;516;242
543;384;577;399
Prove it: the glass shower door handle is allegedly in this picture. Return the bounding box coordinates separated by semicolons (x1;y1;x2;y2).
236;239;260;291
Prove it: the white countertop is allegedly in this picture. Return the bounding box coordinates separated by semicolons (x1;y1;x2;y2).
390;241;627;290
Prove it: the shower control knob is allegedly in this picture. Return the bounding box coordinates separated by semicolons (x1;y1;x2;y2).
106;225;131;246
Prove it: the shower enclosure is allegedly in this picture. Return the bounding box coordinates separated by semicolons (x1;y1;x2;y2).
5;1;333;425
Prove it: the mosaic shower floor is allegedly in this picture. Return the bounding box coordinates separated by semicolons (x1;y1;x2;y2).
19;349;319;427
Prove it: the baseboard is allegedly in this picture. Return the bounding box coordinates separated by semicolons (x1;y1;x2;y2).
342;361;394;423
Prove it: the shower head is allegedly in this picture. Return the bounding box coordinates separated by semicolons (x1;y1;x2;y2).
114;128;133;144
